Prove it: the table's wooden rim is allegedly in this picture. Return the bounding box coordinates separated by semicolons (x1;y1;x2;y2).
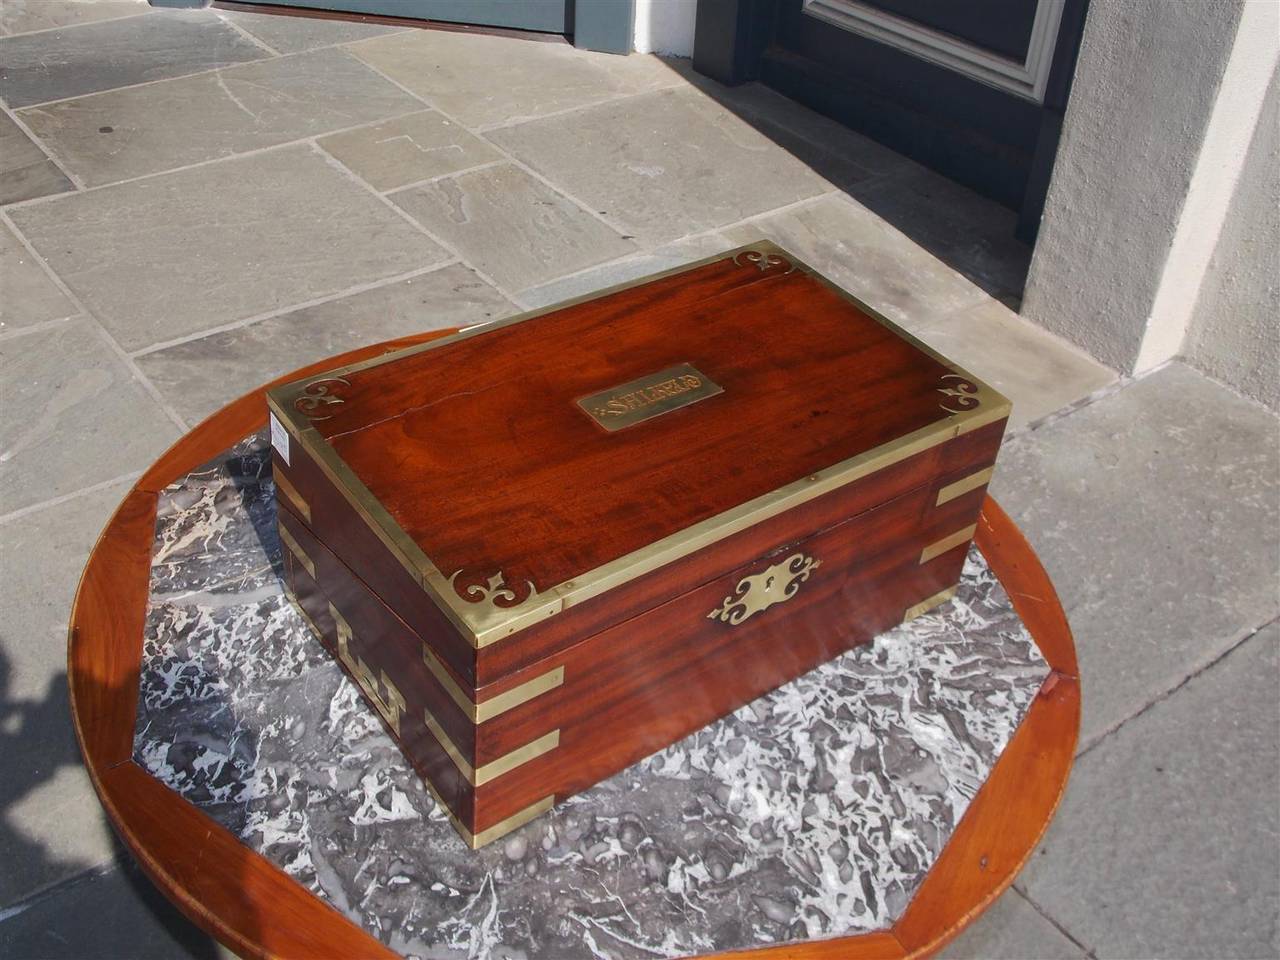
67;329;1079;960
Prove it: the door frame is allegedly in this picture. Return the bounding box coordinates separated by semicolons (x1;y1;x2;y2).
692;0;1089;241
801;0;1066;102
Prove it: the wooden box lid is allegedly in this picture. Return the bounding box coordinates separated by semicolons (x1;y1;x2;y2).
267;243;1008;648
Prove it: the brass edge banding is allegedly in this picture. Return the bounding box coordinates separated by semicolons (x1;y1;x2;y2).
903;585;959;622
422;706;561;787
919;524;979;564
274;470;311;523
268;396;436;574
269;242;796;394
267;241;1012;649
277;522;315;579
272;396;1000;647
956;403;1010;436
936;466;995;506
422;643;564;724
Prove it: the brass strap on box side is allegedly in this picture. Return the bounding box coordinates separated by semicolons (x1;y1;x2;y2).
468;795;556;848
266;241;1012;651
278;523;315;579
274;470;311;523
421;707;560;787
422;643;564;724
283;584;323;641
421;772;555;850
919;525;979;565
903;585;959;622
936;466;995;506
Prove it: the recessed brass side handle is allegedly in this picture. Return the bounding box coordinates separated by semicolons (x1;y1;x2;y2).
330;602;406;736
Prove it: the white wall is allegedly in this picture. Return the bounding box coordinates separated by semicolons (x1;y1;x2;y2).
1020;0;1246;373
1022;0;1280;397
1183;63;1280;411
633;0;696;56
1134;0;1279;373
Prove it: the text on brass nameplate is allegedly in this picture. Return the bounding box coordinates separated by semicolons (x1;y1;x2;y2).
577;363;723;432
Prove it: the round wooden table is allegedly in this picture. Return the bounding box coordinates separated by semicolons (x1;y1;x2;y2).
68;330;1080;960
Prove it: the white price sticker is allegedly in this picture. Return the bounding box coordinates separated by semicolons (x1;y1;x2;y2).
269;412;290;466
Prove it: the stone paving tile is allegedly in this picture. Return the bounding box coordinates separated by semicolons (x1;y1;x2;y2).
489;87;831;246
668;65;1033;303
0;10;268;108
723;194;991;332
19;48;424;187
136;263;514;425
8;145;448;352
0;320;178;515
391;162;635;291
1018;623;1279;959
0;0;148;36
849;166;1033;301
216;7;404;53
939;889;1085;959
667;60;919;186
348;28;680;128
989;363;1280;747
0;860;230;958
0;767;121;912
317;109;501;192
0;110;73;204
0;482;127;699
916;299;1117;433
0;219;74;333
515;232;735;309
0;481;131;907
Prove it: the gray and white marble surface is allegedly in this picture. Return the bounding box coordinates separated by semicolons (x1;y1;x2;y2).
133;431;1050;960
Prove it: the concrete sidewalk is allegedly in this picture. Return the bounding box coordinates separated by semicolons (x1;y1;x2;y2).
1;3;1275;957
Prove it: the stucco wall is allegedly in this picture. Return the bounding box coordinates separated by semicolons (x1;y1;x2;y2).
1182;64;1280;411
1020;0;1244;372
633;0;696;55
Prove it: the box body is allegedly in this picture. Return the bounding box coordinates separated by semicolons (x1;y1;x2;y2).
267;243;1009;847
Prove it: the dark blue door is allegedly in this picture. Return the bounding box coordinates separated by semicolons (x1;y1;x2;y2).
694;0;1089;240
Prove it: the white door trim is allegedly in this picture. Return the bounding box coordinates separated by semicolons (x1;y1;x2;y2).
801;0;1066;103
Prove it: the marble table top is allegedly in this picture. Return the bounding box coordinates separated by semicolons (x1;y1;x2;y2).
133;431;1049;960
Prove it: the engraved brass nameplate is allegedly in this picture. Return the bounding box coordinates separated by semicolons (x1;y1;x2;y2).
707;552;821;626
578;363;722;432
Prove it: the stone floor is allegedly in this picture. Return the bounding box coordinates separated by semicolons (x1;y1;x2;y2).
0;3;1275;958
